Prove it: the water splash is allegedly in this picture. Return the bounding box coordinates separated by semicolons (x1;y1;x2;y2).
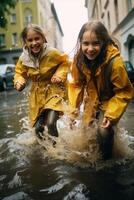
63;183;90;200
16;116;36;146
15;108;134;168
113;127;134;158
2;191;30;200
40;178;71;194
8;172;22;189
36;113;134;167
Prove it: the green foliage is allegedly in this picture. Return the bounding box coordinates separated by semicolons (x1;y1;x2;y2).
0;0;18;28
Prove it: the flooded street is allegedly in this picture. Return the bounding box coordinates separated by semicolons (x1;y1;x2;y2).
0;89;134;200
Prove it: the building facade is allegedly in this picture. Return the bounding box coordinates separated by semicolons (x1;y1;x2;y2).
85;0;134;67
0;0;63;64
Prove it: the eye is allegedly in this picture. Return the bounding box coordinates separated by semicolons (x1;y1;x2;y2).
92;41;102;46
35;37;40;41
82;41;89;46
27;38;32;42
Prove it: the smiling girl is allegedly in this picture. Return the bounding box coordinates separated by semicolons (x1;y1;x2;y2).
68;21;134;160
14;24;70;139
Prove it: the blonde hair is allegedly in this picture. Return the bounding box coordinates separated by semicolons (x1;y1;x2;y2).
21;23;47;46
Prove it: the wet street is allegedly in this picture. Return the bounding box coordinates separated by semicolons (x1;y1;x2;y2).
0;89;134;200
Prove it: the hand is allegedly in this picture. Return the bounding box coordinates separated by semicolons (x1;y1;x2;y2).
15;81;25;91
69;119;76;129
101;117;111;128
51;76;62;84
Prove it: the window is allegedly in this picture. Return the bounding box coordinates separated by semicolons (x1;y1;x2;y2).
6;67;14;74
114;0;119;25
99;0;102;13
12;33;17;46
107;11;110;31
129;39;134;67
10;14;16;24
96;3;99;19
25;15;32;24
13;57;19;64
0;34;5;47
24;8;33;25
0;58;6;64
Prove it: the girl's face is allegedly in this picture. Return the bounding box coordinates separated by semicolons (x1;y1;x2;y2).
26;29;44;55
81;30;103;60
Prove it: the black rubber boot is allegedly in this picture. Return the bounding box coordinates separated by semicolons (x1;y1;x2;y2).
97;127;114;160
35;111;46;139
46;110;59;137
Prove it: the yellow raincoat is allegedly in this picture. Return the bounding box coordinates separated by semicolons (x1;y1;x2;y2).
14;45;70;126
68;44;134;125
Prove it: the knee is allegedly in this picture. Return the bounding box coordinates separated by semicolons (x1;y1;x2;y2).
46;110;59;137
47;111;59;125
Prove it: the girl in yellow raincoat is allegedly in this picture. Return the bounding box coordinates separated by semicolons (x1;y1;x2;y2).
14;24;70;139
68;21;134;160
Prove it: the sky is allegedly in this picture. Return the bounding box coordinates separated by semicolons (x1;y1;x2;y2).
52;0;88;56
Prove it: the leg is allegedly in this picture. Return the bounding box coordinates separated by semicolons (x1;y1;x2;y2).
34;110;46;139
96;111;114;160
46;110;59;137
97;126;114;160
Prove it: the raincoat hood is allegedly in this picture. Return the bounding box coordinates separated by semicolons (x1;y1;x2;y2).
20;44;56;68
104;43;120;64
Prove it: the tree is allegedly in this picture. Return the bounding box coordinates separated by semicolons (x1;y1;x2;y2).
0;0;18;28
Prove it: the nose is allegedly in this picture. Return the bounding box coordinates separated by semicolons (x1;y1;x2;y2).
31;40;37;46
86;44;94;52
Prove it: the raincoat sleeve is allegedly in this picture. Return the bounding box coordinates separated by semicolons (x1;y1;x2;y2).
14;59;28;85
51;50;70;82
104;57;134;123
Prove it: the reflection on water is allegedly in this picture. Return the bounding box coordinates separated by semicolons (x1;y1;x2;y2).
0;90;134;200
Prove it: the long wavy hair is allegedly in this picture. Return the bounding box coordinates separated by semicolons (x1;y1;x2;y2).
74;20;118;74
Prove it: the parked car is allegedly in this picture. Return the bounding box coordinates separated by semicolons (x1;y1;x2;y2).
0;64;15;91
124;61;134;86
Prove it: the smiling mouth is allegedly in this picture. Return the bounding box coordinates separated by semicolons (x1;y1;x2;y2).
32;47;40;51
87;53;96;57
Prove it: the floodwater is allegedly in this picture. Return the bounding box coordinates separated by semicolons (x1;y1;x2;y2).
0;89;134;200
